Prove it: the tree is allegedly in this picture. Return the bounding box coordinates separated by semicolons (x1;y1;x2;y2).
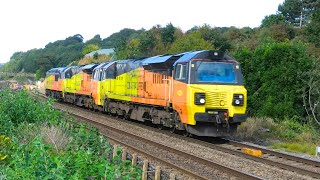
306;11;320;47
245;42;312;119
161;23;176;45
261;14;287;28
85;34;102;47
302;59;320;126
168;32;214;54
82;44;100;55
278;0;318;27
101;28;140;49
138;31;156;56
197;25;232;51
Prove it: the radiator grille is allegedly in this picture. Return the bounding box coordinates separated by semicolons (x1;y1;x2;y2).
205;92;227;107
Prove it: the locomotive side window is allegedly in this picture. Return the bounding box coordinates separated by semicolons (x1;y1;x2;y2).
54;73;59;81
93;69;100;80
106;63;116;79
65;69;72;79
174;64;188;82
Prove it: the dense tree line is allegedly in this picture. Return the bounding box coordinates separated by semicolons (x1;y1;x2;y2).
1;0;320;124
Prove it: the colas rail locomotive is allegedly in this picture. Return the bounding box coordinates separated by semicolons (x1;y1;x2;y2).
45;50;247;137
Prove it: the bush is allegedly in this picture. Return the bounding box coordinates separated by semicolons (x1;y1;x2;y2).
0;90;141;179
234;42;313;119
0;90;62;134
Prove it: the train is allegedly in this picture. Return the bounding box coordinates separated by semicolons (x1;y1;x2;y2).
45;50;247;137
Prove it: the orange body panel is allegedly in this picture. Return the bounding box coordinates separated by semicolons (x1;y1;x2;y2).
91;80;99;104
129;70;171;107
75;72;92;96
171;80;188;124
51;79;63;92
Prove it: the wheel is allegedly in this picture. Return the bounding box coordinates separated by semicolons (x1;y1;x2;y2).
170;126;176;133
182;130;189;137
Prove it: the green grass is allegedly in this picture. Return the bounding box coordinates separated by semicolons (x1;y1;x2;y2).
236;117;320;156
272;143;317;155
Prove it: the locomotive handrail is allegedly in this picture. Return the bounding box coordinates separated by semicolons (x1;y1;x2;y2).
162;79;171;105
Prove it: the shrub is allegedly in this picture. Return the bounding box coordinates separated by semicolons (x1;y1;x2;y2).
0;90;142;179
234;42;313;119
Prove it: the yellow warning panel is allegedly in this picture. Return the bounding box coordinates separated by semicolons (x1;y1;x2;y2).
242;148;263;157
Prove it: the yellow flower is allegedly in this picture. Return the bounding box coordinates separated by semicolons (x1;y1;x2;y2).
0;155;7;161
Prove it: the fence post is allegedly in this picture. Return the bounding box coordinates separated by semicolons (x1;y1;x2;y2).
113;145;118;158
170;173;175;180
142;160;148;180
131;154;137;166
121;149;127;161
155;166;161;180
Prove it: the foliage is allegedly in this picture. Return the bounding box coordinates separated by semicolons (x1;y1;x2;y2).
82;44;100;56
35;69;41;81
161;23;176;45
235;42;312;119
168;32;214;54
236;117;320;155
261;14;287;28
196;25;232;51
0;135;11;162
78;54;112;65
306;10;320;47
0;90;141;179
277;0;317;27
0;90;61;134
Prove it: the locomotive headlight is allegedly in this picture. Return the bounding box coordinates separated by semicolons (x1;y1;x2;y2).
195;93;206;105
233;94;244;106
235;99;240;105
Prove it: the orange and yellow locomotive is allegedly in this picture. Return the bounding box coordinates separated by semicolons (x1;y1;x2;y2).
45;50;247;137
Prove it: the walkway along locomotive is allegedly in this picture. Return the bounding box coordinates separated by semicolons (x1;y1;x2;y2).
45;50;247;137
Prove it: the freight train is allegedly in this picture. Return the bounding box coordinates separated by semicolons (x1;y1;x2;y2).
45;50;247;137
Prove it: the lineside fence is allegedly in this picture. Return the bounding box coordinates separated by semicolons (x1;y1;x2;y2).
112;144;176;180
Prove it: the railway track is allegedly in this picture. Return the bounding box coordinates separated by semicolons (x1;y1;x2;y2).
67;112;261;180
188;137;320;179
31;91;320;179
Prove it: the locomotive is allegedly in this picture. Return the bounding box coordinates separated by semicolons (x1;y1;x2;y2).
45;50;247;137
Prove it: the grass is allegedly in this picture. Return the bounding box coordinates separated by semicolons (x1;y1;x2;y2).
0;89;142;179
235;117;320;156
272;143;317;155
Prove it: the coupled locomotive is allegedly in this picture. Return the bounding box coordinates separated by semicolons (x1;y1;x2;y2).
45;50;247;137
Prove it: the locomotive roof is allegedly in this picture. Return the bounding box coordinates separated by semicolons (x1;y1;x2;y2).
101;61;116;70
60;66;78;72
46;67;65;74
94;62;110;70
173;50;236;65
142;54;174;65
80;64;98;74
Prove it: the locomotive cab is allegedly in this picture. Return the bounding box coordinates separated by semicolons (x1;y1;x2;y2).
172;50;247;136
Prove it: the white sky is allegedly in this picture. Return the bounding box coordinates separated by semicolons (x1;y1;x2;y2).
0;0;284;63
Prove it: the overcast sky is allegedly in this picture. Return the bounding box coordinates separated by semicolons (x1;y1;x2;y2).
0;0;284;63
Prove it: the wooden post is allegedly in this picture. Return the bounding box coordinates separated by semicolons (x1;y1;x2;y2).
112;145;118;158
121;149;127;161
131;154;137;166
155;166;161;180
142;160;148;180
170;173;175;180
